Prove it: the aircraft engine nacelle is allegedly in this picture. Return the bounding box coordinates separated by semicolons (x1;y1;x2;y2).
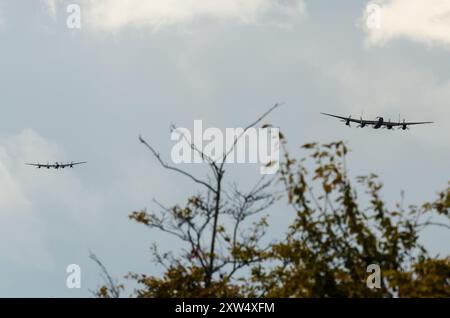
345;115;352;126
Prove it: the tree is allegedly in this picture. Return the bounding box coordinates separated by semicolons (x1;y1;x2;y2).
127;104;283;297
248;141;449;297
94;107;449;298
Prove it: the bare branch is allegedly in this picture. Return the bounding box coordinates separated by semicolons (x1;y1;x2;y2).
89;251;121;298
417;221;450;231
170;123;220;177
221;102;284;169
139;135;217;193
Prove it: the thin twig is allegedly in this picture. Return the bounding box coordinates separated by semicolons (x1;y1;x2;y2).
139;135;217;193
220;102;284;169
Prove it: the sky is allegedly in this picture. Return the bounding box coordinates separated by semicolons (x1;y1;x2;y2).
0;0;449;297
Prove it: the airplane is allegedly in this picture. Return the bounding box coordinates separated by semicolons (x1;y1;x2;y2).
25;161;87;169
321;113;433;130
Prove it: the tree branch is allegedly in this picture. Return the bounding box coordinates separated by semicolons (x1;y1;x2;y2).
139;135;217;193
220;102;284;169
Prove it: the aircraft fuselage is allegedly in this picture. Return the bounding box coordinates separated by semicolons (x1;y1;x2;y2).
373;117;384;129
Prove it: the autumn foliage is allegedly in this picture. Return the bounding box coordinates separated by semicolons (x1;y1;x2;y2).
96;140;449;298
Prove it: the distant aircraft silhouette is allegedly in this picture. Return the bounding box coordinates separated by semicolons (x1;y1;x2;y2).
25;161;87;169
321;113;433;130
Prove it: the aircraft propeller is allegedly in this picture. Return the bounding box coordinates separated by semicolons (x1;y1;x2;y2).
340;115;352;127
398;119;409;130
386;118;394;130
357;116;366;128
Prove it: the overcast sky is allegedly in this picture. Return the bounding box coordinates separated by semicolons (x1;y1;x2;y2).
0;0;449;297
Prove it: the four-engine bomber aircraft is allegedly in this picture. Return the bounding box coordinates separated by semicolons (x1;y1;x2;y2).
321;113;433;130
25;161;87;169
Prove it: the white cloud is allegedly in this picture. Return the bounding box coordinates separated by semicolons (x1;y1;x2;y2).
45;0;305;31
363;0;450;47
0;129;101;269
0;130;54;268
0;5;4;28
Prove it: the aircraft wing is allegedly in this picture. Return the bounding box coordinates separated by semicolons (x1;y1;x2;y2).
25;163;53;168
71;161;87;166
401;121;434;126
25;163;42;167
321;113;378;125
382;121;434;127
62;161;87;167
